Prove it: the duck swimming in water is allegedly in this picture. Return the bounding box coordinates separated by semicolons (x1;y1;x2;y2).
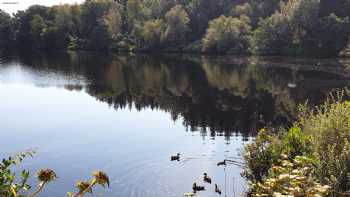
215;184;222;195
203;172;212;184
192;182;205;193
217;160;226;166
171;153;180;161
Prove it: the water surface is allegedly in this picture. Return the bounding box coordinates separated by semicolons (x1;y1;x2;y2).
0;52;349;196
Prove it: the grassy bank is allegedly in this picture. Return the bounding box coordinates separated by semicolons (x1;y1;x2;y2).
243;89;350;196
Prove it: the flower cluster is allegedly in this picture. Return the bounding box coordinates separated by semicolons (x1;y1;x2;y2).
252;156;330;197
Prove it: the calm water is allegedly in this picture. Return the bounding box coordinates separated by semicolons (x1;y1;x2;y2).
0;52;349;196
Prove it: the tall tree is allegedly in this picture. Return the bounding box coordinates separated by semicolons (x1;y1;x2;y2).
202;15;252;53
163;5;190;43
0;10;14;49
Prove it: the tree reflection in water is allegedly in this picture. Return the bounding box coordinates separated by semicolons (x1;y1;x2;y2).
7;51;350;141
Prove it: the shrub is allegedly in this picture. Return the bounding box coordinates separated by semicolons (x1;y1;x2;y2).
252;155;330;197
298;91;350;193
244;89;350;196
252;0;319;55
242;126;313;183
202;15;252;53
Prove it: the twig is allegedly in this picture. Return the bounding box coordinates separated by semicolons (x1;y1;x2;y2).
28;182;46;197
73;179;97;197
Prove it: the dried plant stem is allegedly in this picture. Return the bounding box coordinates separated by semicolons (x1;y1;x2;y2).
28;182;46;197
74;179;97;197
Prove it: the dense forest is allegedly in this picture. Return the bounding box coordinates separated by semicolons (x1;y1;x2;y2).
1;0;350;56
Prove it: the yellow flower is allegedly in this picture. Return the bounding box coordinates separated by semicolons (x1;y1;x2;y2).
259;128;266;132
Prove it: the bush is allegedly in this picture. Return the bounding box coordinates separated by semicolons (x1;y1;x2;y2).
252;155;330;196
202;15;252;53
252;0;319;55
243;89;350;196
298;91;350;193
242;126;313;183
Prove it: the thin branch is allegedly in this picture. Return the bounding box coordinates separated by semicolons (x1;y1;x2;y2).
28;182;46;197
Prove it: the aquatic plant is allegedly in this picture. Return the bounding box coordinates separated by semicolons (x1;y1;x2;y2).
0;150;109;197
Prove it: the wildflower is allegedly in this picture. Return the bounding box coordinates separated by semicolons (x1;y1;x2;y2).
92;171;110;187
76;181;92;194
259;128;266;132
37;169;57;182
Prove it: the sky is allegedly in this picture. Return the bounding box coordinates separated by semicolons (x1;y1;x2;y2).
0;0;85;14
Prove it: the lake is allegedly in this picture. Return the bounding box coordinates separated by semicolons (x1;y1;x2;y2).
0;51;349;196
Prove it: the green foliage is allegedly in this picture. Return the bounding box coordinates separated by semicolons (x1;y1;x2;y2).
230;3;252;18
319;14;350;56
242;126;313;182
202;15;252;53
298;91;350;193
162;5;190;43
242;128;282;182
29;14;47;47
0;150;109;197
137;19;165;49
0;150;35;197
281;126;313;159
244;90;350;195
2;0;350;55
252;0;320;55
246;0;282;26
105;3;122;39
0;9;14;49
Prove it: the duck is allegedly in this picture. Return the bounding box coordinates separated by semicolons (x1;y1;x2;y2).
287;83;297;88
217;160;226;166
215;184;222;195
171;153;180;161
203;172;212;184
192;182;205;193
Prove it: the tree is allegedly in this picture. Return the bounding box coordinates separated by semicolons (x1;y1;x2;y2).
105;3;122;38
78;0;112;50
30;14;47;48
246;0;283;27
318;14;350;56
14;5;49;48
253;0;320;55
162;5;190;43
230;3;253;18
127;0;145;33
0;10;14;49
202;15;252;53
138;19;165;48
51;5;75;48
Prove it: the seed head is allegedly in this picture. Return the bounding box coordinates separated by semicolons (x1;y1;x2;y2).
37;169;57;182
92;171;109;188
76;181;92;194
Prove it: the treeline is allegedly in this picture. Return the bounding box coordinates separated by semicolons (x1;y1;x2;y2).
1;0;350;56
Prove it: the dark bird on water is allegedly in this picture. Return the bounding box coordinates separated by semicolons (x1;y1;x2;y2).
192;182;205;193
217;159;226;166
215;184;222;195
203;172;212;184
171;153;180;161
